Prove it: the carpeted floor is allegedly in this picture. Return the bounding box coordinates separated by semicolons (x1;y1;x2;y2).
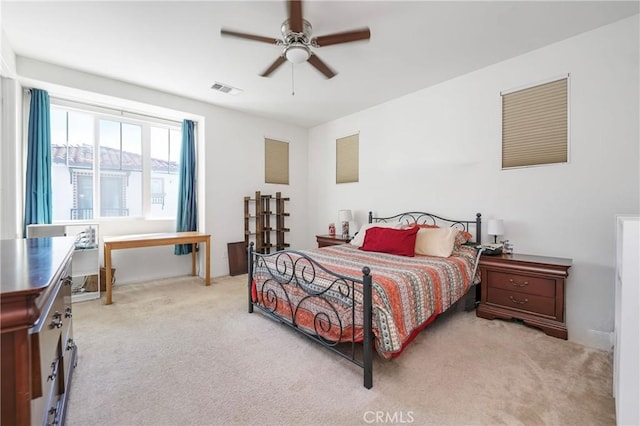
66;275;615;425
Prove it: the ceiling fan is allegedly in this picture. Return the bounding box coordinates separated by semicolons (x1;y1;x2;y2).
220;0;370;79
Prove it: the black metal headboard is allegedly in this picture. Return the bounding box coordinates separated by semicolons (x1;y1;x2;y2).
368;211;482;245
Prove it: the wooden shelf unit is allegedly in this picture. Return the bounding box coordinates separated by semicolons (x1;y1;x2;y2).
244;191;289;254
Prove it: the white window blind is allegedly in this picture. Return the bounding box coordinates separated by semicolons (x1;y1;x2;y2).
336;133;359;183
264;138;289;184
502;77;568;168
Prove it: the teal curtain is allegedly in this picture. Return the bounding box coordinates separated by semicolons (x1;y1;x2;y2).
23;89;52;237
175;119;197;254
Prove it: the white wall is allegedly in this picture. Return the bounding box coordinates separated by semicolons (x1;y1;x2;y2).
0;28;21;240
1;28;17;77
8;58;308;284
3;14;638;350
307;16;640;349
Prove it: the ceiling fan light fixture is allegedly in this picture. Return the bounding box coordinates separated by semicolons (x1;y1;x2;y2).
285;44;310;64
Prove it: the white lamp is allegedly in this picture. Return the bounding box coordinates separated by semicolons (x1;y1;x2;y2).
487;219;505;244
285;44;310;64
338;209;353;237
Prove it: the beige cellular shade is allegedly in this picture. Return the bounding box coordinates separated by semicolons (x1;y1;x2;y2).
264;138;289;184
336;133;359;183
502;78;568;168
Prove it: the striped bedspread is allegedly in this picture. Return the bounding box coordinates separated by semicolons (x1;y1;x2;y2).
252;244;478;359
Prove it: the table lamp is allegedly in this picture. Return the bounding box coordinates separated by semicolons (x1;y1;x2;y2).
339;209;353;237
487;219;504;244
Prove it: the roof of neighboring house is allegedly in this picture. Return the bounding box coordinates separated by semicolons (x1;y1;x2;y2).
51;144;178;173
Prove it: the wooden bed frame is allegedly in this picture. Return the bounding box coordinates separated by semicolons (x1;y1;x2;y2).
247;211;482;389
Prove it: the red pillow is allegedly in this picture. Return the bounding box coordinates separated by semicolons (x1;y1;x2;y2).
359;226;419;257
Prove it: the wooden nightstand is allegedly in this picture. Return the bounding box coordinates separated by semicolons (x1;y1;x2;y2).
316;234;351;248
476;253;572;339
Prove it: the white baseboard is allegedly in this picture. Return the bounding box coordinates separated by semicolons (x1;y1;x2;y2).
586;329;615;351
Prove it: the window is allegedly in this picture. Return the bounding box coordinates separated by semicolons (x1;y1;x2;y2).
98;120;141;217
151;178;165;208
50;102;182;221
501;76;568;168
149;127;181;214
73;173;93;220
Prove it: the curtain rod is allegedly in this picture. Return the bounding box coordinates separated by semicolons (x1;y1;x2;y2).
25;88;184;127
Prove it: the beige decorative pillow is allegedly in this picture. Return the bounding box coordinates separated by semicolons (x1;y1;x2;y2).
414;227;458;257
349;222;404;248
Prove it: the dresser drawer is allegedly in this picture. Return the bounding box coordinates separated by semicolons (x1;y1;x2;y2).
30;282;65;400
486;287;556;317
62;335;77;389
43;392;62;426
486;270;555;297
31;357;62;425
60;278;73;353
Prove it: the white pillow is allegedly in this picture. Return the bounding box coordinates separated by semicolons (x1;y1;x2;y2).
414;227;458;257
349;222;404;248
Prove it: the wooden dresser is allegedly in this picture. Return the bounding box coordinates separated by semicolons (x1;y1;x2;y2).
476;253;572;339
1;237;77;425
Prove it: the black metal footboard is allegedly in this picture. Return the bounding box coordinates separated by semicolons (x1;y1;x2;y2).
247;242;374;389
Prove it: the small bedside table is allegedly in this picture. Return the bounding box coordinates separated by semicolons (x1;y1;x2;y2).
316;234;351;248
476;253;572;339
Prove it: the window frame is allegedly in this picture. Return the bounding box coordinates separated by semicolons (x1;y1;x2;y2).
49;98;182;221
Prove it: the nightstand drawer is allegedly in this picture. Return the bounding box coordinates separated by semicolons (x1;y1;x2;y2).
486;270;555;297
487;287;555;317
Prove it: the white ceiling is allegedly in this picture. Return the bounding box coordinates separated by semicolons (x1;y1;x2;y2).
2;1;638;128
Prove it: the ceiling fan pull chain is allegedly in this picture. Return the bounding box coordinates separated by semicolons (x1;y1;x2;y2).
291;63;295;96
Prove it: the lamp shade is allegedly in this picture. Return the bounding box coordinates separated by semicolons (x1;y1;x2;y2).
338;209;353;222
487;219;504;236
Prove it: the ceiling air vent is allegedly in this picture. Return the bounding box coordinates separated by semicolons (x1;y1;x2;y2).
211;82;243;96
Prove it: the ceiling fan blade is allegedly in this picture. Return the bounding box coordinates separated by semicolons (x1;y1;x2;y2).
221;28;280;45
288;0;303;33
261;56;287;77
312;28;371;47
307;54;336;79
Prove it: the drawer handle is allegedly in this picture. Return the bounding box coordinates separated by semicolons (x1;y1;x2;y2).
65;307;73;318
50;311;63;329
47;361;58;382
508;278;529;287
48;405;59;425
509;295;529;305
66;338;76;352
